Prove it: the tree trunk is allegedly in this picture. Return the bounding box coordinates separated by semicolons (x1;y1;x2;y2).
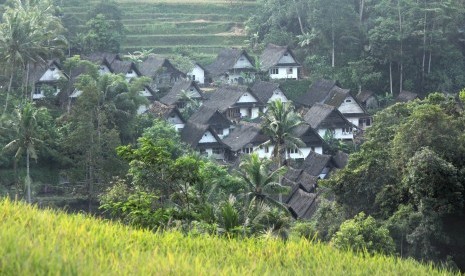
293;0;305;35
359;0;365;23
3;72;14;115
331;26;335;68
421;6;427;84
389;61;393;96
26;151;31;203
398;2;403;95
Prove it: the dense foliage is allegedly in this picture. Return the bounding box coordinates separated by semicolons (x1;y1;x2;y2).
325;93;465;269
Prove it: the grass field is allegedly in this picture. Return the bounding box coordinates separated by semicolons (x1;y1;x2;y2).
0;198;456;275
61;0;258;62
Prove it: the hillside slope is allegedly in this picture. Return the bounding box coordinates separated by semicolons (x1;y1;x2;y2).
0;199;455;275
61;0;258;61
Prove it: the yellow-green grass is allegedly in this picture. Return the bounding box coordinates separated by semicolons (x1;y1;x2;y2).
0;199;456;275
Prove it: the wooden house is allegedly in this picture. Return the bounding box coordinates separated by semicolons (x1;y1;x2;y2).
160;79;204;109
259;44;301;80
205;48;255;85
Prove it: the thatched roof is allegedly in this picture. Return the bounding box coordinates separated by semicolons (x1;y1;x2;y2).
396;90;418;102
296;79;350;108
160;79;204;105
111;60;141;76
188;105;232;129
222;123;267;151
259;44;300;71
138;55;185;79
84;52;121;65
302;103;353;130
203;85;263;112
332;150;349;169
287;188;318;220
356;90;375;103
300;151;332;176
181;122;229;150
250;81;282;103
205;48;255;77
146;101;184;122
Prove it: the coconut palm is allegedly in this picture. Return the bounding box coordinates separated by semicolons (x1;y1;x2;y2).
261;99;305;166
237;153;289;211
0;0;66;113
3;102;42;203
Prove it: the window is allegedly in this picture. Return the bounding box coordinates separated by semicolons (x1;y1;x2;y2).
265;146;269;153
287;148;298;154
242;147;253;154
239;57;244;61
287;68;293;74
342;127;353;134
199;149;207;156
311;147;315;152
34;86;42;95
192;75;196;80
216;128;224;135
345;99;352;103
366;118;371;126
270;68;278;75
128;70;133;74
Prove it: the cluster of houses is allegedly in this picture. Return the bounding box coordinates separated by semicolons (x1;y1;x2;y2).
28;44;419;219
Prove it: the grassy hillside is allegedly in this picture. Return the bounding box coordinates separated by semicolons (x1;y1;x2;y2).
61;0;258;62
0;199;455;275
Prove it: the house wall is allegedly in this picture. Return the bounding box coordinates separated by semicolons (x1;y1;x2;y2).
188;86;202;98
199;130;218;143
39;67;63;82
318;128;353;140
139;88;152;97
278;52;297;64
338;96;365;114
99;65;111;75
268;89;288;103
237;93;258;103
233;54;254;69
125;70;138;81
217;127;230;139
188;65;205;84
239;107;260;119
253;145;322;159
269;66;298;80
137;105;149;114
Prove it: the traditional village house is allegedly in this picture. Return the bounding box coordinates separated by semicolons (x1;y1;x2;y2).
160;79;204;109
221;122;268;159
297;79;372;130
302;103;357;140
138;55;186;90
249;81;289;111
187;106;234;139
111;60;142;82
147;101;186;132
205;48;255;85
83;52;122;75
356;90;378;110
187;63;207;85
203;85;264;121
181;122;230;160
259;44;301;80
30;60;68;100
396;90;419;102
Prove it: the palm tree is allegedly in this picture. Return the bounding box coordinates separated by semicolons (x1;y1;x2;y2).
237;153;289;210
261;99;305;168
3;102;42;203
0;0;66;113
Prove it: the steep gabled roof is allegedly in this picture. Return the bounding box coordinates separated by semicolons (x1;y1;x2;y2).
138;55;185;78
396;90;418;102
259;43;301;71
203;85;263;112
300;151;333;176
292;123;325;145
29;60;67;85
84;52;121;65
147;101;185;122
188;105;232;129
356;90;375;103
286;188;318;220
180;122;228;149
160;79;204;105
296;79;351;108
250;81;282;103
222;123;268;151
205;48;255;77
302;103;353;129
110;60;141;76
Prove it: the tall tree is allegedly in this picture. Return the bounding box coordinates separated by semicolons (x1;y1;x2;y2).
3;103;42;203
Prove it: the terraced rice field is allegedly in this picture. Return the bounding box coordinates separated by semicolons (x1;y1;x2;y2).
61;0;258;62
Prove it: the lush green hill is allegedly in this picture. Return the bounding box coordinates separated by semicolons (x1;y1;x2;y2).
61;0;258;62
0;199;455;275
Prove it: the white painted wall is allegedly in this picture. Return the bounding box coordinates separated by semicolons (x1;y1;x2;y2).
217;127;230;139
99;65;111;75
278;52;297;64
233;54;254;69
199;130;218;143
125;70;138;82
39;67;63;82
139;88;152;97
188;86;202;98
253;144;321;159
317;128;353;140
268;89;288;103
188;64;205;84
269;66;299;80
237;93;258;103
338;96;365;114
239;107;260;119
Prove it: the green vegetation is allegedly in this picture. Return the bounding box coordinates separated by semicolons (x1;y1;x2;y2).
0;198;455;275
60;0;258;58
